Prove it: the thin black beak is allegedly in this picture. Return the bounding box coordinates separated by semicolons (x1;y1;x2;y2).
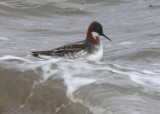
102;34;111;42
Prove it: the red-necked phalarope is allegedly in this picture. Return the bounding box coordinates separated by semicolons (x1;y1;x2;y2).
31;21;111;61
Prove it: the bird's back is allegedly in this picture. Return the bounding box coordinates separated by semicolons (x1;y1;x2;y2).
31;41;87;59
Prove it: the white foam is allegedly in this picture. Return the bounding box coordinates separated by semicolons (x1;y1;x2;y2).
105;64;160;88
1;55;160;114
118;42;133;45
152;63;160;66
1;56;96;93
1;56;159;90
113;64;135;70
37;55;56;60
98;64;160;90
88;105;106;114
142;70;157;75
66;77;96;100
19;58;61;71
0;36;9;41
0;55;31;62
130;72;160;86
57;60;96;99
41;64;59;82
150;42;158;45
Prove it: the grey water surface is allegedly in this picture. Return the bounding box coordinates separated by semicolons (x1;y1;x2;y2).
0;0;160;114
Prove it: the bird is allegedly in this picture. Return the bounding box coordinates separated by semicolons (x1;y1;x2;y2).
31;21;111;61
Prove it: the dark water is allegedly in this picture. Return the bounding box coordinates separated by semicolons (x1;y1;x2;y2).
0;0;160;114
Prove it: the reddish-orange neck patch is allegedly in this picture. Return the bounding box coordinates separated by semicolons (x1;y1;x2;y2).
86;25;100;45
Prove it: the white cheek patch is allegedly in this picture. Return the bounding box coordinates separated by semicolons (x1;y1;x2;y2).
92;32;99;39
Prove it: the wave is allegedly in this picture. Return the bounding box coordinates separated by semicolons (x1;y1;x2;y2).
108;48;160;62
1;55;159;93
0;0;91;17
0;55;160;114
0;0;54;8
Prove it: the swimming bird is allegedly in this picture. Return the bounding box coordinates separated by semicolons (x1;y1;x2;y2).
31;21;111;61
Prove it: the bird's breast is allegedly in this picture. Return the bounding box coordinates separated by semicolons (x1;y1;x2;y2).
86;43;103;61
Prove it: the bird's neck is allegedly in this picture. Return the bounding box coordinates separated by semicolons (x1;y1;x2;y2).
85;37;102;54
86;30;100;45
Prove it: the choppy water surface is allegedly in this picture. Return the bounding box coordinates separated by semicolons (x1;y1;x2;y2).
0;0;160;114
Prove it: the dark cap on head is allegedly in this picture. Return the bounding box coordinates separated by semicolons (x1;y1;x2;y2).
89;21;111;41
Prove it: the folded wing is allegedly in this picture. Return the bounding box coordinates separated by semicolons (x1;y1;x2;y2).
31;41;86;58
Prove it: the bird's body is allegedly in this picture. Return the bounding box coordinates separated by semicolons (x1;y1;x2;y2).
31;21;111;61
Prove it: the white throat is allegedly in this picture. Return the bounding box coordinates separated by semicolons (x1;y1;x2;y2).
86;42;103;61
92;32;99;39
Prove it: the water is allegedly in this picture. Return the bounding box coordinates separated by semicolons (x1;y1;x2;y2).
0;0;160;114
